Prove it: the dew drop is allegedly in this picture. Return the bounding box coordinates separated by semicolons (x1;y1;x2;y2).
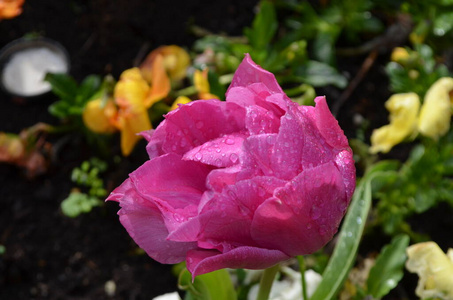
318;225;327;236
171;145;177;151
267;136;275;144
195;121;204;129
310;205;321;220
225;138;235;145
229;153;239;163
215;148;221;153
194;153;203;161
180;138;187;148
306;223;312;229
356;217;362;225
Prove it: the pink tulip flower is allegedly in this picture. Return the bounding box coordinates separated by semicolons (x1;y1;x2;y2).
108;54;356;278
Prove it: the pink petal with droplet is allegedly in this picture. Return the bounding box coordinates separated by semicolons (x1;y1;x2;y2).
251;161;347;256
183;133;246;167
228;54;284;94
161;100;245;155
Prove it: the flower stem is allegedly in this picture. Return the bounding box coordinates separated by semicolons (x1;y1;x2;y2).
297;256;309;300
256;264;280;300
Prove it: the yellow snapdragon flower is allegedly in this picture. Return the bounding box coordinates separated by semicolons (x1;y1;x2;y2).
370;77;453;153
82;98;117;134
370;93;420;154
418;77;453;140
113;68;153;156
406;242;453;300
140;45;190;82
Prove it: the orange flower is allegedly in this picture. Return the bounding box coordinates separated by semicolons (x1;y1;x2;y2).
113;68;157;156
140;45;190;82
194;68;219;100
0;0;24;20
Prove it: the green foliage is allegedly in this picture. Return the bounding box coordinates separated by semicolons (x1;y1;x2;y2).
244;0;278;51
373;135;453;237
46;73;102;119
178;268;236;300
193;0;348;90
61;158;108;218
366;234;410;298
386;44;450;96
61;191;103;218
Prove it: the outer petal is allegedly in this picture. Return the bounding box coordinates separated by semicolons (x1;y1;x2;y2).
186;247;290;278
418;77;453;140
228;54;284;94
251;162;347;256
107;179;197;264
129;153;210;233
313;96;350;149
370;93;420;153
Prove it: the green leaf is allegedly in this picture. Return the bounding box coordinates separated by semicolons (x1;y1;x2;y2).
178;268;236;300
77;75;102;105
366;234;410;299
45;73;78;100
61;192;102;218
434;12;453;36
310;175;372;300
295;60;347;88
244;0;277;51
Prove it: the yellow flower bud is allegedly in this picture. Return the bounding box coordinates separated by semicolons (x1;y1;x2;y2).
370;93;420;154
391;47;410;63
418;77;453;140
406;242;453;300
83;98;117;134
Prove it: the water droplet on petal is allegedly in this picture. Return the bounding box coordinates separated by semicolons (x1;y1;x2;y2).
310;205;321;220
356;217;362;225
225;138;235;145
318;225;327;236
215;148;221;153
195;153;203;161
180;139;187;147
229;153;239;163
195;121;204;129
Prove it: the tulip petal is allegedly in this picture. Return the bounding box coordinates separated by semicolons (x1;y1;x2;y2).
107;179;197;264
197;177;286;250
251;161;347;256
186;246;290;278
313;96;350;149
160;100;246;155
228;54;284;94
183;133;246;167
129;153;209;235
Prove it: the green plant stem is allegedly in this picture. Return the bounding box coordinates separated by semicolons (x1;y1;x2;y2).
297;256;309;300
174;85;198;97
256;264;280;300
